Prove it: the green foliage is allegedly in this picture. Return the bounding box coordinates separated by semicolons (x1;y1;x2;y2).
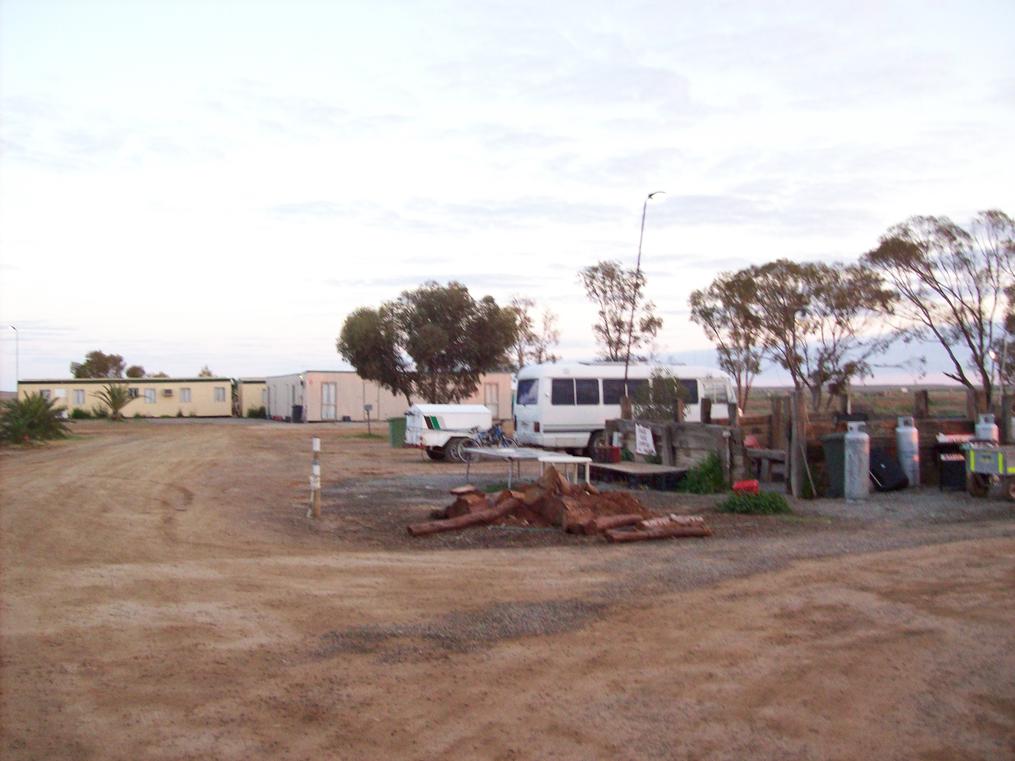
246;406;267;419
197;365;214;377
125;365;145;378
718;492;792;515
70;408;92;419
338;281;519;404
507;296;560;371
90;405;109;419
677;453;726;494
71;350;126;378
863;210;1014;403
0;393;71;444
92;383;137;421
578;260;662;361
632;368;689;422
689;270;765;410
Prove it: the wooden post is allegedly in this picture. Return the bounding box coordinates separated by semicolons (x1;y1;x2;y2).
674;399;685;423
700;398;712;424
727;402;740;427
789;391;809;498
838;392;851;416
913;389;930;419
771;396;787;451
660;424;675;466
620;395;633;420
1001;392;1014;444
309;436;322;519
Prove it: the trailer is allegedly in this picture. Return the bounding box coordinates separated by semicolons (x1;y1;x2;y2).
405;404;493;462
965;442;1015;500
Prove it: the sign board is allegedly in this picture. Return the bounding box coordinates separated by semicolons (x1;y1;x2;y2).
364;404;373;413
635;424;656;456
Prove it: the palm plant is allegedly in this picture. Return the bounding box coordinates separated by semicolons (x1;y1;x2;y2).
0;393;71;444
92;383;136;421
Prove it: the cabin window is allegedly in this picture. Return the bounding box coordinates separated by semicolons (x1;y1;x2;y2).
575;378;599;405
128;388;140;399
551;378;575;405
516;379;539;406
180;388;192;403
74;390;85;405
39;389;51;400
215;387;227;403
144;389;156;404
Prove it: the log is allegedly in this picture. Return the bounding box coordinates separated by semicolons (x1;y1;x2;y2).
408;498;521;537
639;514;706;529
605;524;712;543
587;513;645;533
446;492;490;518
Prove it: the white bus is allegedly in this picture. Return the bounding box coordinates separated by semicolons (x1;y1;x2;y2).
513;361;737;451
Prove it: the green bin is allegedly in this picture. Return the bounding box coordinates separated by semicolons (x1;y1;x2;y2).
388;416;407;448
821;433;845;498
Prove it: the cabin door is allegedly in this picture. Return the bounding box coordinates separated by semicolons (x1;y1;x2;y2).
322;383;337;420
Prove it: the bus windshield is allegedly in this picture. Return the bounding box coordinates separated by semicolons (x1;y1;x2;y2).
516;378;539;405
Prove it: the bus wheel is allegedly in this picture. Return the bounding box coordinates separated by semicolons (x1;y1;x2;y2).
586;430;605;456
425;447;446;461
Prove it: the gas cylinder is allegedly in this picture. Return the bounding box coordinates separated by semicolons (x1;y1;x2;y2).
895;416;920;488
975;413;999;443
844;421;870;500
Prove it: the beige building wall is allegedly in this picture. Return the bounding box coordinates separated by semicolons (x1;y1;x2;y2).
237;380;267;416
265;371;513;423
18;378;233;417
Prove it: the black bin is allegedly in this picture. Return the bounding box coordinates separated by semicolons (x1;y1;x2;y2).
291;404;304;423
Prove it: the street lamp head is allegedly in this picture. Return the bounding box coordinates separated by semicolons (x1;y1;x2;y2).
647;190;666;201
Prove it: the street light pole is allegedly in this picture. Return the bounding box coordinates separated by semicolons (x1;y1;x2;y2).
622;191;665;398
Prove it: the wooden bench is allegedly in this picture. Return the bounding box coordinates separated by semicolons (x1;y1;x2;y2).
746;447;786;482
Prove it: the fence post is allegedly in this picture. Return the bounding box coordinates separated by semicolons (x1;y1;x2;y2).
700;398;712;424
309;436;321;519
913;389;930;419
789;391;810;498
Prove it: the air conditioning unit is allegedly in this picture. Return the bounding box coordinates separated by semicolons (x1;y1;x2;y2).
162;389;174;397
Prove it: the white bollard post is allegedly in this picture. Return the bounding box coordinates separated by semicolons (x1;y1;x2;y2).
309;436;321;519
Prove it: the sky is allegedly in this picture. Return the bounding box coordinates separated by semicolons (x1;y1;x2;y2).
1;0;1014;389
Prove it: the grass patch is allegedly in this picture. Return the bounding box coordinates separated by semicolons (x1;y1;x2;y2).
482;481;510;493
677;453;726;494
718;492;792;515
351;432;385;440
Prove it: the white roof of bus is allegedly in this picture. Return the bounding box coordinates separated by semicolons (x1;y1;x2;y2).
407;404;491;415
517;362;726;379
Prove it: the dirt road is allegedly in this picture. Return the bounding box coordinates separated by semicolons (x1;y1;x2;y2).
2;421;1013;760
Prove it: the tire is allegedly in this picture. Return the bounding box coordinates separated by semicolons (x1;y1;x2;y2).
1007;478;1015;502
461;438;482;462
968;472;989;497
425;446;446;461
446;437;467;462
501;436;517;448
586;429;605;457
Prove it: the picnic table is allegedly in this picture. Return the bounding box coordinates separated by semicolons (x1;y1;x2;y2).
462;447;545;489
590;461;687;490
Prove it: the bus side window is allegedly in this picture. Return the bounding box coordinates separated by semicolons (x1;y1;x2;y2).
575;379;599;405
680;379;700;404
602;379;624;405
629;379;649;400
551;378;575;405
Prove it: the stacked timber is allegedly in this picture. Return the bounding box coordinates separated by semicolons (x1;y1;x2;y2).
406;467;712;542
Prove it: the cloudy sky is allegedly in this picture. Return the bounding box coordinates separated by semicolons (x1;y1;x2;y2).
1;0;1013;388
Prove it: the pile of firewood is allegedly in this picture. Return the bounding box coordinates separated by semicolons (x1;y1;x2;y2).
406;465;712;542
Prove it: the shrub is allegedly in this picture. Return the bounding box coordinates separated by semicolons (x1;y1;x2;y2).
92;383;136;421
718;492;792;515
70;408;92;419
0;394;71;444
678;453;726;494
90;405;109;419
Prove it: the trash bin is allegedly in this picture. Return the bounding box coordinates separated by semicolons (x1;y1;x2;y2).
291;404;303;423
822;433;846;498
388;416;406;448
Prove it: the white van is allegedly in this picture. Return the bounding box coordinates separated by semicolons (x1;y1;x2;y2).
513;361;736;451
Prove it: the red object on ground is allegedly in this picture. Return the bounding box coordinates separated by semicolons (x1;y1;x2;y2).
744;434;761;448
732;479;760;495
594;446;622;463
